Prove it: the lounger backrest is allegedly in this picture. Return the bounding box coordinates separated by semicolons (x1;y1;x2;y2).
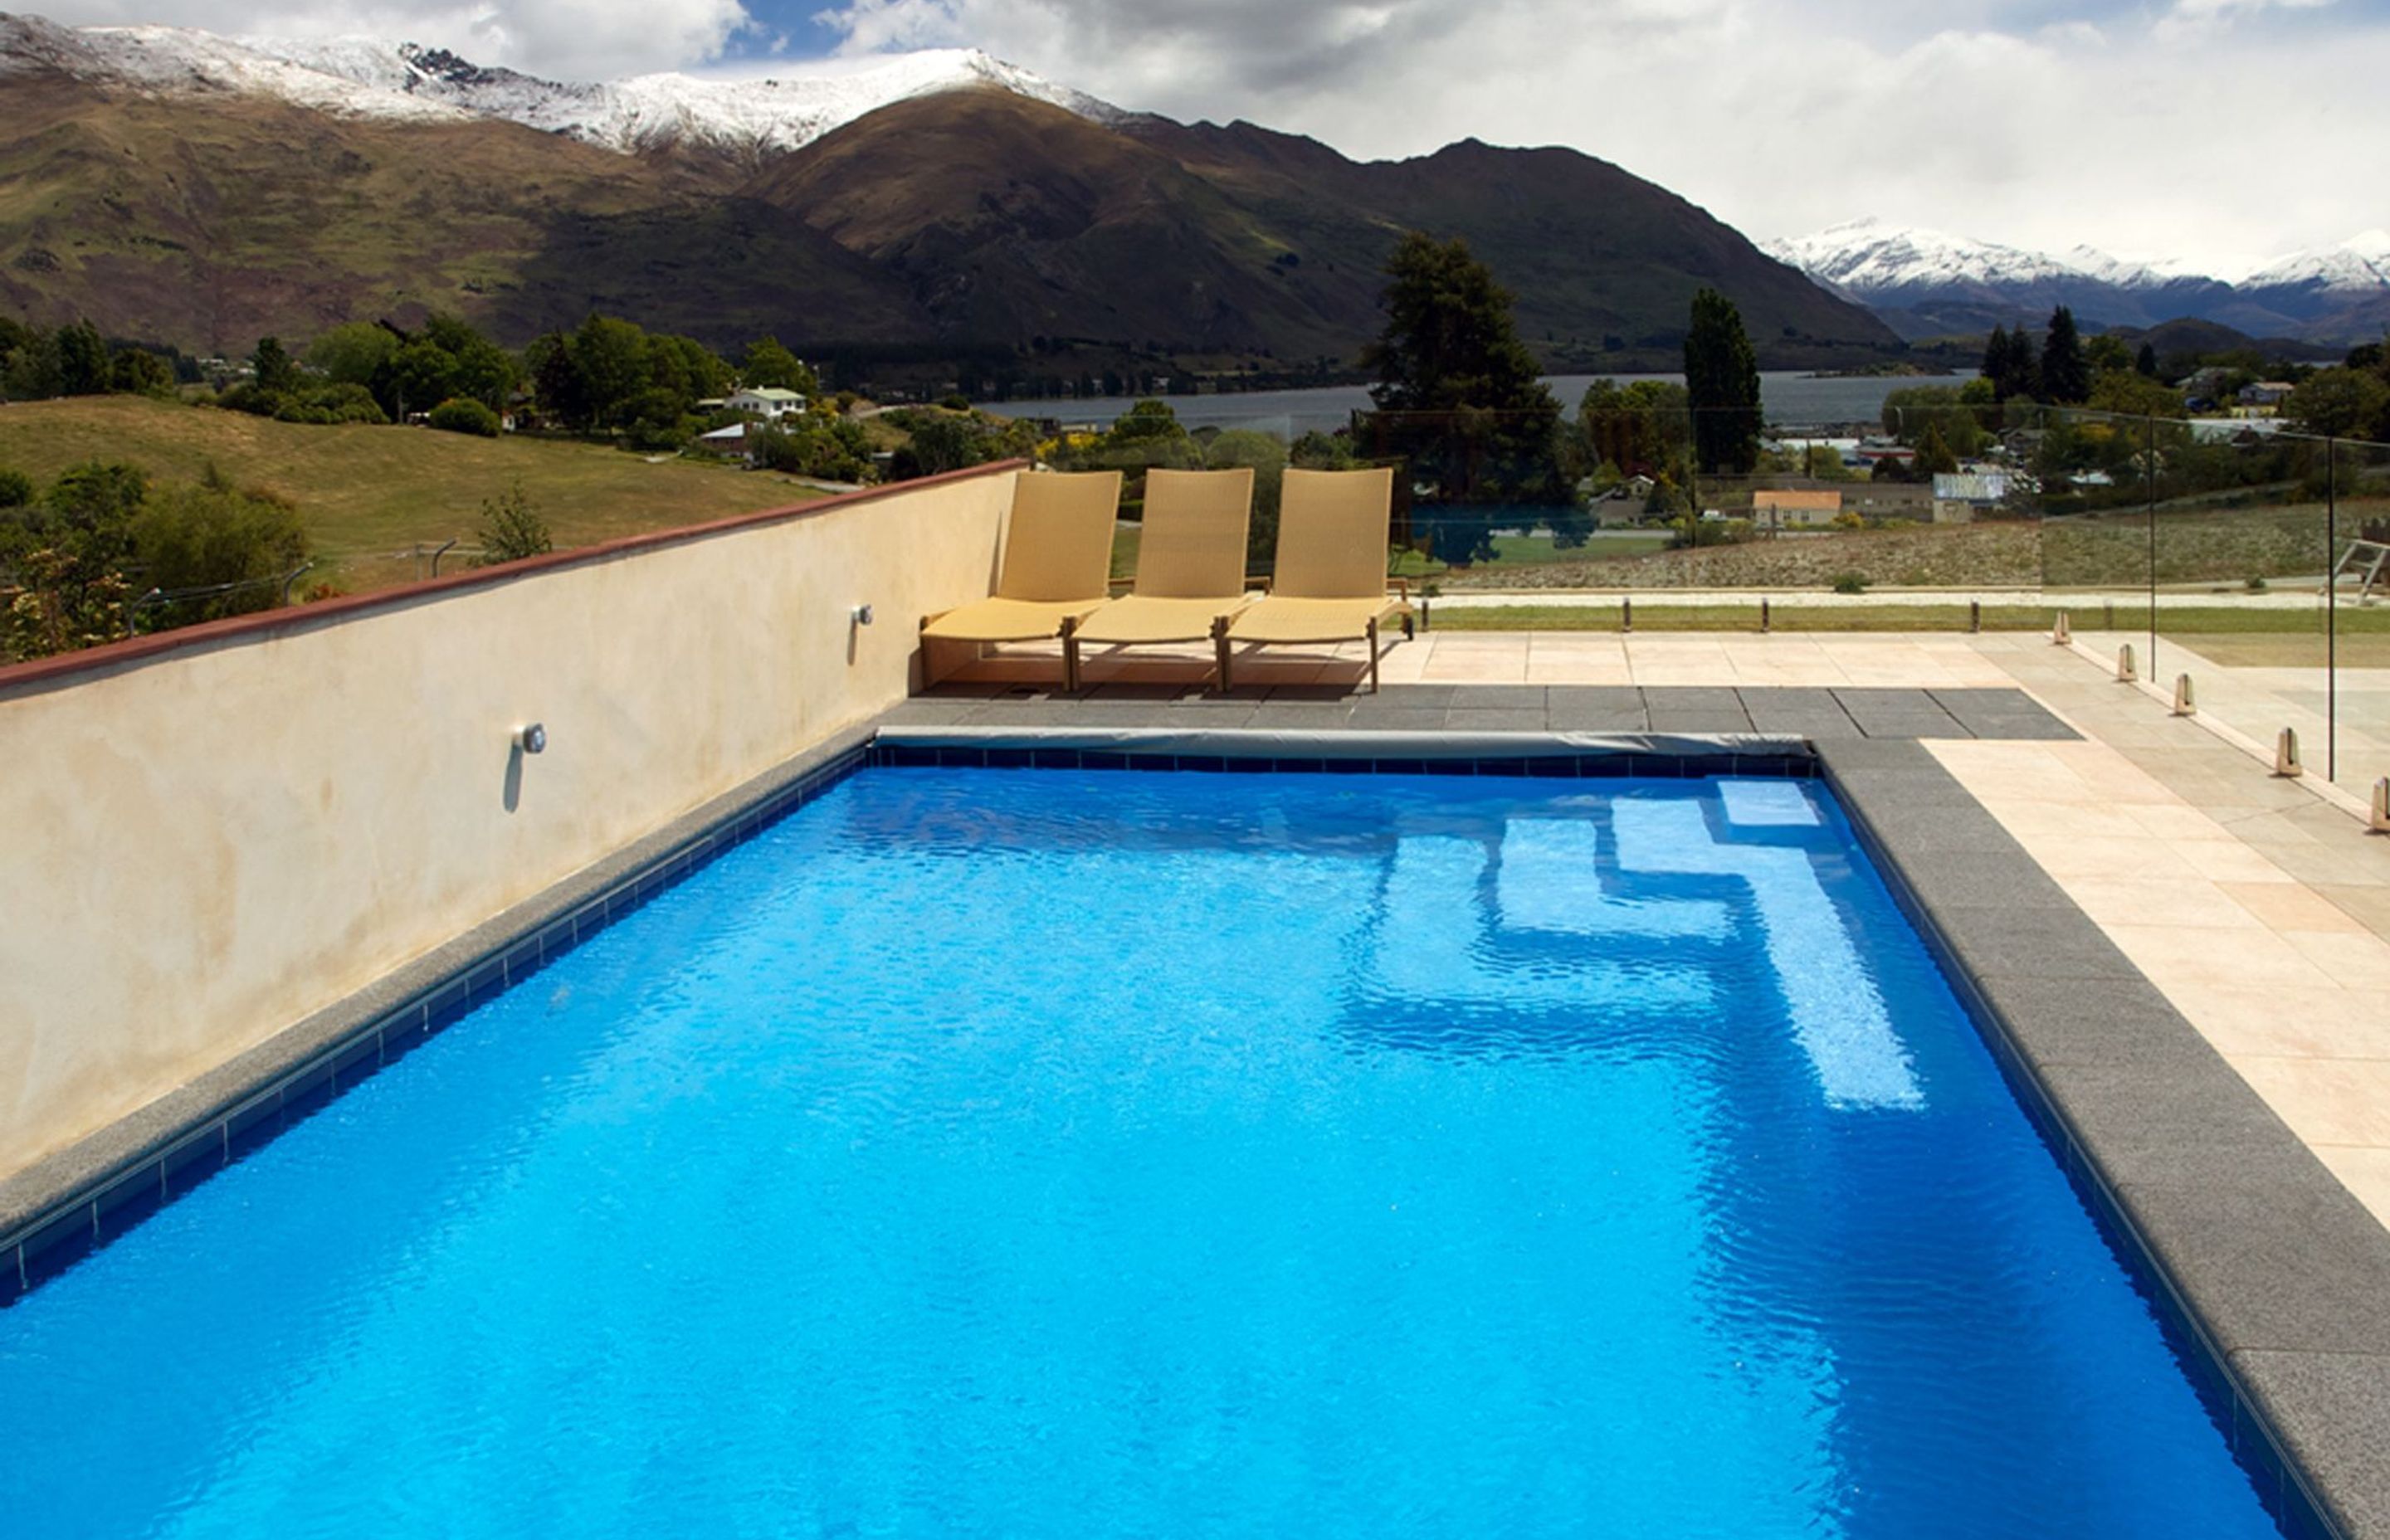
1134;467;1253;599
1273;467;1395;599
995;470;1123;602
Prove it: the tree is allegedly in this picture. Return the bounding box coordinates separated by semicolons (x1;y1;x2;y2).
1358;231;1561;563
1579;378;1691;478
0;461;148;660
427;397;502;436
2085;333;2134;375
1914;423;1959;476
306;322;398;387
55;321;110;396
1983;324;2039;403
2041;306;2090;404
108;348;175;397
2281;368;2390;441
250;336;299;397
1684;287;1761;475
473;482;552;566
2;545;131;661
570;314;656;428
1204;428;1288;567
0;467;31;508
2137;342;2160;378
890;413;997;480
2086;370;2188;419
740;336;817;396
127;467;309;626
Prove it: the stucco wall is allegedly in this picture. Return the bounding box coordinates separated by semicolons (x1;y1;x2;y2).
0;466;1017;1180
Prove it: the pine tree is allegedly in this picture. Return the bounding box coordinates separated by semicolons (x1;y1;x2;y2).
1685;288;1763;475
1360;231;1562;564
2137;342;2159;378
1915;423;1959;476
2041;306;2090;404
1982;325;2011;392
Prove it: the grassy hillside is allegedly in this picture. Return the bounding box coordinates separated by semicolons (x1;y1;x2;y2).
0;396;822;593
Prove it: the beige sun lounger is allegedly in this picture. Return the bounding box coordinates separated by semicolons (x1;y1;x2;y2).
1065;466;1254;691
1217;466;1413;692
919;469;1123;684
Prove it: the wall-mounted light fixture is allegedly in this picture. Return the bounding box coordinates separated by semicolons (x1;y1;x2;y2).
512;723;548;755
851;603;876;626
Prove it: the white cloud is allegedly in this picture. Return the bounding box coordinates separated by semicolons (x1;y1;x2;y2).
804;0;2390;274
23;0;2388;270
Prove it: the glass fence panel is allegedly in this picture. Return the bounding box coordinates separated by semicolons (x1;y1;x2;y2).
2333;436;2390;797
2145;424;2330;773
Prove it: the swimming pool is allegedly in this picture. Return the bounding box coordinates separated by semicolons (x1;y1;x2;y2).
0;766;2286;1537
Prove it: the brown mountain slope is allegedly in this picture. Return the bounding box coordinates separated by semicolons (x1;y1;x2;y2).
1129;118;1895;362
739;87;1381;358
0;63;1895;368
0;69;925;351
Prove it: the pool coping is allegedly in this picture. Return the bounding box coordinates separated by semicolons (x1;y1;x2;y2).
5;710;2386;1538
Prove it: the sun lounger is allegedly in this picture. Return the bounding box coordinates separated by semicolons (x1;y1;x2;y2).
1066;466;1254;690
919;469;1123;685
1217;466;1413;692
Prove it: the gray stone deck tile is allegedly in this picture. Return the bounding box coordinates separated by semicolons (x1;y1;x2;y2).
1968;974;2207;1069
2230;1350;2390;1539
2118;1178;2390;1357
1445;685;1549;709
2039;1059;2322;1190
1441;708;1553;732
1645;710;1758;734
1939;905;2149;982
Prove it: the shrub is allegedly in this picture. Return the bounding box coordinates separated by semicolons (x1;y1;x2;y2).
125;467;309;626
472;481;551;566
1831;571;1869;594
427;397;501;437
0;467;31;509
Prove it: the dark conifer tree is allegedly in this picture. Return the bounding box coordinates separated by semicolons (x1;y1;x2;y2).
1684;288;1762;475
2041;305;2090;404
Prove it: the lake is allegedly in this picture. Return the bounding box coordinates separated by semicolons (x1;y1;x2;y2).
978;372;1969;436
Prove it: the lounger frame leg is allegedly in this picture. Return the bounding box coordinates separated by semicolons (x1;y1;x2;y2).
1061;617;1081;694
1212;617;1233;694
1367;616;1381;694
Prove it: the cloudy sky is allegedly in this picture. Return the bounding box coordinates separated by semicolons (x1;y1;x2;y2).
39;0;2390;276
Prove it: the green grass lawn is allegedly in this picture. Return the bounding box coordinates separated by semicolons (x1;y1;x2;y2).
1429;602;2390;654
0;396;823;593
1106;525;1670;583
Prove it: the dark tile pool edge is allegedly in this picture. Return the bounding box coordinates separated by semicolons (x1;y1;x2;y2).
1817;737;2390;1540
0;721;884;1302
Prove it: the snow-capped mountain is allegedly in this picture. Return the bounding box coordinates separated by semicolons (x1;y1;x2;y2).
0;12;1119;157
1765;218;2113;299
2239;232;2390;301
1768;217;2390;343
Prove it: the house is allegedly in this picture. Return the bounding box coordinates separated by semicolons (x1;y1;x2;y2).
1750;489;1843;531
727;387;806;421
2238;382;2295;409
696;422;757;461
1931;472;2009;524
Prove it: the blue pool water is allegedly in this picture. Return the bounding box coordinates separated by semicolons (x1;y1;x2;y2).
2;768;2284;1537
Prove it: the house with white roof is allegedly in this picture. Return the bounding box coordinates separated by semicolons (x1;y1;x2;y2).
728;387;806;421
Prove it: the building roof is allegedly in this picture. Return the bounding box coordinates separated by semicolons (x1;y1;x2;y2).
733;387;806;403
1934;473;2008;501
1751;489;1843;511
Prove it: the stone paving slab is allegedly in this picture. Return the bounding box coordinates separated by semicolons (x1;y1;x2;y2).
922;682;2078;741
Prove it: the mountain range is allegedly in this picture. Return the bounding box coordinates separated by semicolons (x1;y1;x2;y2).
0;13;1896;378
1767;218;2390;346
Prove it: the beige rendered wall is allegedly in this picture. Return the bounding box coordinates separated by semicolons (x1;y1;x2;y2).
0;468;1015;1180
